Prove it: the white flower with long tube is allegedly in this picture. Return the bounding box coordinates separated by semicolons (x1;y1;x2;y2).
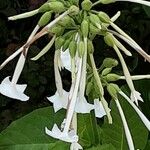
47;49;69;112
113;44;143;105
0;25;39;101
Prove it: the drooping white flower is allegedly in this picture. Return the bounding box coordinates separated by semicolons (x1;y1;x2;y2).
75;96;94;113
0;76;29;101
130;90;143;105
47;90;69;112
70;142;83;150
119;91;150;131
45;124;78;143
0;25;39;101
60;48;71;71
94;99;108;118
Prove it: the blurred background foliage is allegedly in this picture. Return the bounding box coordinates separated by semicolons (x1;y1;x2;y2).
0;0;150;133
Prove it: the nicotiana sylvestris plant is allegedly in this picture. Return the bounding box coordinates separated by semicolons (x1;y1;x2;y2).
0;0;150;149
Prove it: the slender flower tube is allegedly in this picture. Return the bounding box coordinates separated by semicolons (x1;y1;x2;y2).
113;45;143;105
90;53;112;124
76;37;94;113
115;0;150;7
115;99;135;150
8;9;39;20
47;50;69;112
108;28;150;62
31;35;56;61
0;25;39;101
119;75;150;80
119;91;150;131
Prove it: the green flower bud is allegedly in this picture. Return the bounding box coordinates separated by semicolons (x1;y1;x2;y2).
105;73;120;82
89;23;99;34
55;36;65;50
81;0;92;11
89;14;101;28
81;20;89;37
107;83;120;99
63;37;73;51
39;2;65;13
98;11;111;23
102;58;118;68
49;25;64;36
102;68;112;76
100;0;115;4
69;5;79;15
58;15;76;27
38;11;52;27
104;33;115;47
78;41;85;57
87;39;94;53
69;41;77;58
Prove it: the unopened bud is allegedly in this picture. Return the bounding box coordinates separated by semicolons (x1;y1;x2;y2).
102;68;112;76
104;33;115;47
89;23;99;34
102;58;118;68
98;11;110;23
90;14;101;28
105;73;120;82
49;25;64;36
81;0;92;11
78;41;85;57
69;41;77;58
38;11;52;27
69;5;79;15
55;36;65;50
87;39;94;53
81;20;89;37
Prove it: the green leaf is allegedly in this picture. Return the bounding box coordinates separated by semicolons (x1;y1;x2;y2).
0;107;69;150
143;6;150;18
101;80;149;150
144;140;150;150
87;144;116;150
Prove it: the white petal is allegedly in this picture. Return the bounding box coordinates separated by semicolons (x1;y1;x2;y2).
47;90;69;112
0;77;29;101
75;97;94;113
130;90;143;105
61;49;71;71
70;142;83;150
45;124;78;143
94;99;108;118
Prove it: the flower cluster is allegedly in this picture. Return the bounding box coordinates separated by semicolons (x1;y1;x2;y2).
0;0;150;149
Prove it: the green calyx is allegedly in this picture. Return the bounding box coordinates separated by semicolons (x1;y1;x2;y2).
49;25;64;36
81;20;89;37
98;11;111;23
101;67;112;76
100;0;115;4
81;0;92;11
69;40;77;58
89;14;101;29
87;39;94;53
107;83;120;99
38;2;65;13
89;23;99;34
68;5;79;15
102;58;118;68
78;41;85;57
105;73;120;82
38;11;52;27
104;32;115;47
55;36;65;50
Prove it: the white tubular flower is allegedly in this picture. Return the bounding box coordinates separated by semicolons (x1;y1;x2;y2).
119;91;150;131
70;142;83;150
119;75;150;80
0;25;39;101
47;90;69;112
94;99;108;118
47;50;69;112
60;48;71;71
113;45;143;105
116;0;150;7
45;124;78;143
115;99;135;150
75;96;94;113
